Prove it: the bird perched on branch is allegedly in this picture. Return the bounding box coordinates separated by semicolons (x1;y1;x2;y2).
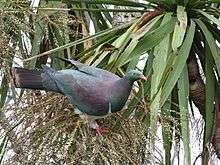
11;58;147;134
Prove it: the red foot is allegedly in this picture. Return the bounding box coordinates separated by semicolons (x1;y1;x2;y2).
95;126;108;135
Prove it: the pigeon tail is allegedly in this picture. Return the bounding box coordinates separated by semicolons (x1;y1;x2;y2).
11;66;61;93
11;67;44;90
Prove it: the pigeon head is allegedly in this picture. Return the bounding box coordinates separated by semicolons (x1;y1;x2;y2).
125;70;147;82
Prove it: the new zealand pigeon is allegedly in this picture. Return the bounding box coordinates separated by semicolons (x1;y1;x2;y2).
11;58;147;134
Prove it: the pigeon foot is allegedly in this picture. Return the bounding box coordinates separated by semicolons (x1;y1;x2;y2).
95;126;108;135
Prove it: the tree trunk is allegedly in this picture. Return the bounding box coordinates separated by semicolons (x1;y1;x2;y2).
187;49;205;116
212;97;220;158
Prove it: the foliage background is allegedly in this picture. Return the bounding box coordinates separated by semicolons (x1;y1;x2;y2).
0;0;220;164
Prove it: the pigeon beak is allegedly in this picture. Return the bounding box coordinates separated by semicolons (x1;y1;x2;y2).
140;75;147;81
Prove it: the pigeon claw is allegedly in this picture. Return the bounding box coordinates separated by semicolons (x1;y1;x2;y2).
95;126;108;135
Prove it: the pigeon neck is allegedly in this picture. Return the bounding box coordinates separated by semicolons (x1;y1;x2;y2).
122;76;136;85
109;78;133;113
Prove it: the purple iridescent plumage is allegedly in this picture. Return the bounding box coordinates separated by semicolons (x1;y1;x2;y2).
11;58;147;132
